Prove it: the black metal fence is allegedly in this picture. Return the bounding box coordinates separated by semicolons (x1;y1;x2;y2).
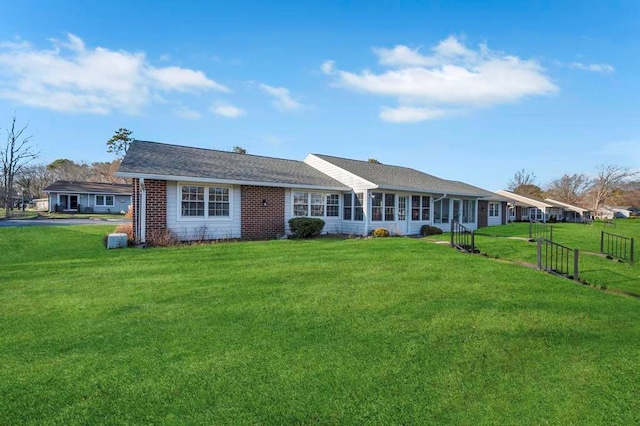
537;238;579;280
450;221;477;253
600;231;635;265
529;220;553;242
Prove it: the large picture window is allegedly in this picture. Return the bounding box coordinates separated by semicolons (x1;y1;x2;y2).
293;191;339;218
180;185;230;219
411;195;430;221
462;200;476;223
95;195;114;207
434;198;450;224
372;192;397;221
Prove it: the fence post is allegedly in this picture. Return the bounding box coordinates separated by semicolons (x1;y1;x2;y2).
550;225;553;242
537;238;542;270
529;220;533;239
574;249;579;280
600;231;604;254
471;231;475;253
450;223;454;247
631;238;635;265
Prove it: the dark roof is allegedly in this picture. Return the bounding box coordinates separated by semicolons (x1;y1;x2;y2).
118;140;349;190
44;181;131;195
313;154;496;197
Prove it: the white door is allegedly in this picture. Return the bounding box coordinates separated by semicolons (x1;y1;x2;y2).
452;199;461;223
398;196;410;234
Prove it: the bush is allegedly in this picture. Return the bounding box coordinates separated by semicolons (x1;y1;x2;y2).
420;225;443;236
288;218;325;238
114;223;135;245
371;227;390;238
147;228;181;247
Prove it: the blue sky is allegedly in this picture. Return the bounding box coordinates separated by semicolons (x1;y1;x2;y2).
0;0;638;190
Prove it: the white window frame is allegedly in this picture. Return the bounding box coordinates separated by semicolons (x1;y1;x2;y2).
292;191;340;218
177;184;233;221
462;199;476;224
95;194;115;207
410;195;431;221
489;202;500;218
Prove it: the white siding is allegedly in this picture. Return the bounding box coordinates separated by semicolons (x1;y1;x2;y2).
304;154;374;192
284;188;343;235
488;202;502;226
166;181;242;241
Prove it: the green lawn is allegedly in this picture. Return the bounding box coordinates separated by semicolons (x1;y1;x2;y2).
1;226;639;424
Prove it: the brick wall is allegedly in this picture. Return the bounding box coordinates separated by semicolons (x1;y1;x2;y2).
145;179;167;235
241;186;284;240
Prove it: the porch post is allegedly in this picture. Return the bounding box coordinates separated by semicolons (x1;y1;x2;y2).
139;178;146;244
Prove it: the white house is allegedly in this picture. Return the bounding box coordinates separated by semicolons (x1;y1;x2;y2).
44;181;132;214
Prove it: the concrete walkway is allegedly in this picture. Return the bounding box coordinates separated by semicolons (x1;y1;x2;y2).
0;218;130;227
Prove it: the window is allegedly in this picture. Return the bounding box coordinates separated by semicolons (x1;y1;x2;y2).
354;193;364;221
310;193;324;217
180;185;231;219
293;191;339;218
343;193;352;220
411;195;431;221
95;195;115;207
293;192;309;217
462;200;476;223
371;192;383;221
181;186;205;217
384;194;395;221
434;198;450;224
208;187;230;217
489;202;500;218
326;194;339;217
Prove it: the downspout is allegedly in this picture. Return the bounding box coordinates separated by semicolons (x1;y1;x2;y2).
363;189;371;236
139;178;146;244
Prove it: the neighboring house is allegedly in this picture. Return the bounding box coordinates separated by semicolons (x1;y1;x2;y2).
607;206;640;219
33;198;49;211
0;187;20;208
116;140;508;243
44;181;132;214
497;190;591;222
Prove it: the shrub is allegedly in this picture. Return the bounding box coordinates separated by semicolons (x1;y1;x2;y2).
420;225;443;236
147;228;181;247
124;205;133;219
288;218;325;238
371;227;390;238
114;223;135;245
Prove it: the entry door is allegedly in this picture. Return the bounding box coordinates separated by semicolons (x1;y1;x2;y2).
452;199;461;223
398;196;409;233
69;195;78;210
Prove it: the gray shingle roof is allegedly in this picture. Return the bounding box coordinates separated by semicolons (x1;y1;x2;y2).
44;181;131;195
313;154;496;197
118;140;349;190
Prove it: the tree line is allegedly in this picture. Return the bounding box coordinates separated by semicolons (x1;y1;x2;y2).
507;167;639;214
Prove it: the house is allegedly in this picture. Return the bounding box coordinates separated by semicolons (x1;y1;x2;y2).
33;198;49;211
116;140;508;243
44;181;132;214
496;190;591;222
0;187;20;208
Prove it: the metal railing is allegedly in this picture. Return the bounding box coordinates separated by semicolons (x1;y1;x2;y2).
529;220;553;242
450;221;476;253
537;238;579;280
600;231;635;265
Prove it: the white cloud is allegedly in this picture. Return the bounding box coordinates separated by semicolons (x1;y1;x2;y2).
211;103;246;118
259;83;302;111
321;60;335;74
570;62;615;74
325;36;558;122
380;106;451;123
173;106;201;120
0;33;229;114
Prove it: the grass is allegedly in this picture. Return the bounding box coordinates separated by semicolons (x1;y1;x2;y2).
431;220;640;296
2;210;39;219
37;211;127;220
1;226;639;424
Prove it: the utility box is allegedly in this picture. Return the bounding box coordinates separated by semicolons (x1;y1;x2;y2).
107;233;128;249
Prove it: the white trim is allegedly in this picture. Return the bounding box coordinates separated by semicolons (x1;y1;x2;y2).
176;183;234;222
95;194;115;207
290;190;341;219
303;154;378;188
116;172;348;192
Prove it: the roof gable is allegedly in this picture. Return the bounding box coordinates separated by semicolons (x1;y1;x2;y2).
118;141;349;190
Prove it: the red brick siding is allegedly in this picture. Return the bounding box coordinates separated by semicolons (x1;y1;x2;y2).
145;179;167;235
241;186;284;240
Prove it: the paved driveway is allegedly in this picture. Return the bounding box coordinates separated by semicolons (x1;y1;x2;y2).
0;218;130;227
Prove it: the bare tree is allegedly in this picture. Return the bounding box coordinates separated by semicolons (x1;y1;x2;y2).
587;165;637;214
91;159;126;183
507;169;542;197
15;163;54;198
2;116;39;218
546;173;591;205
